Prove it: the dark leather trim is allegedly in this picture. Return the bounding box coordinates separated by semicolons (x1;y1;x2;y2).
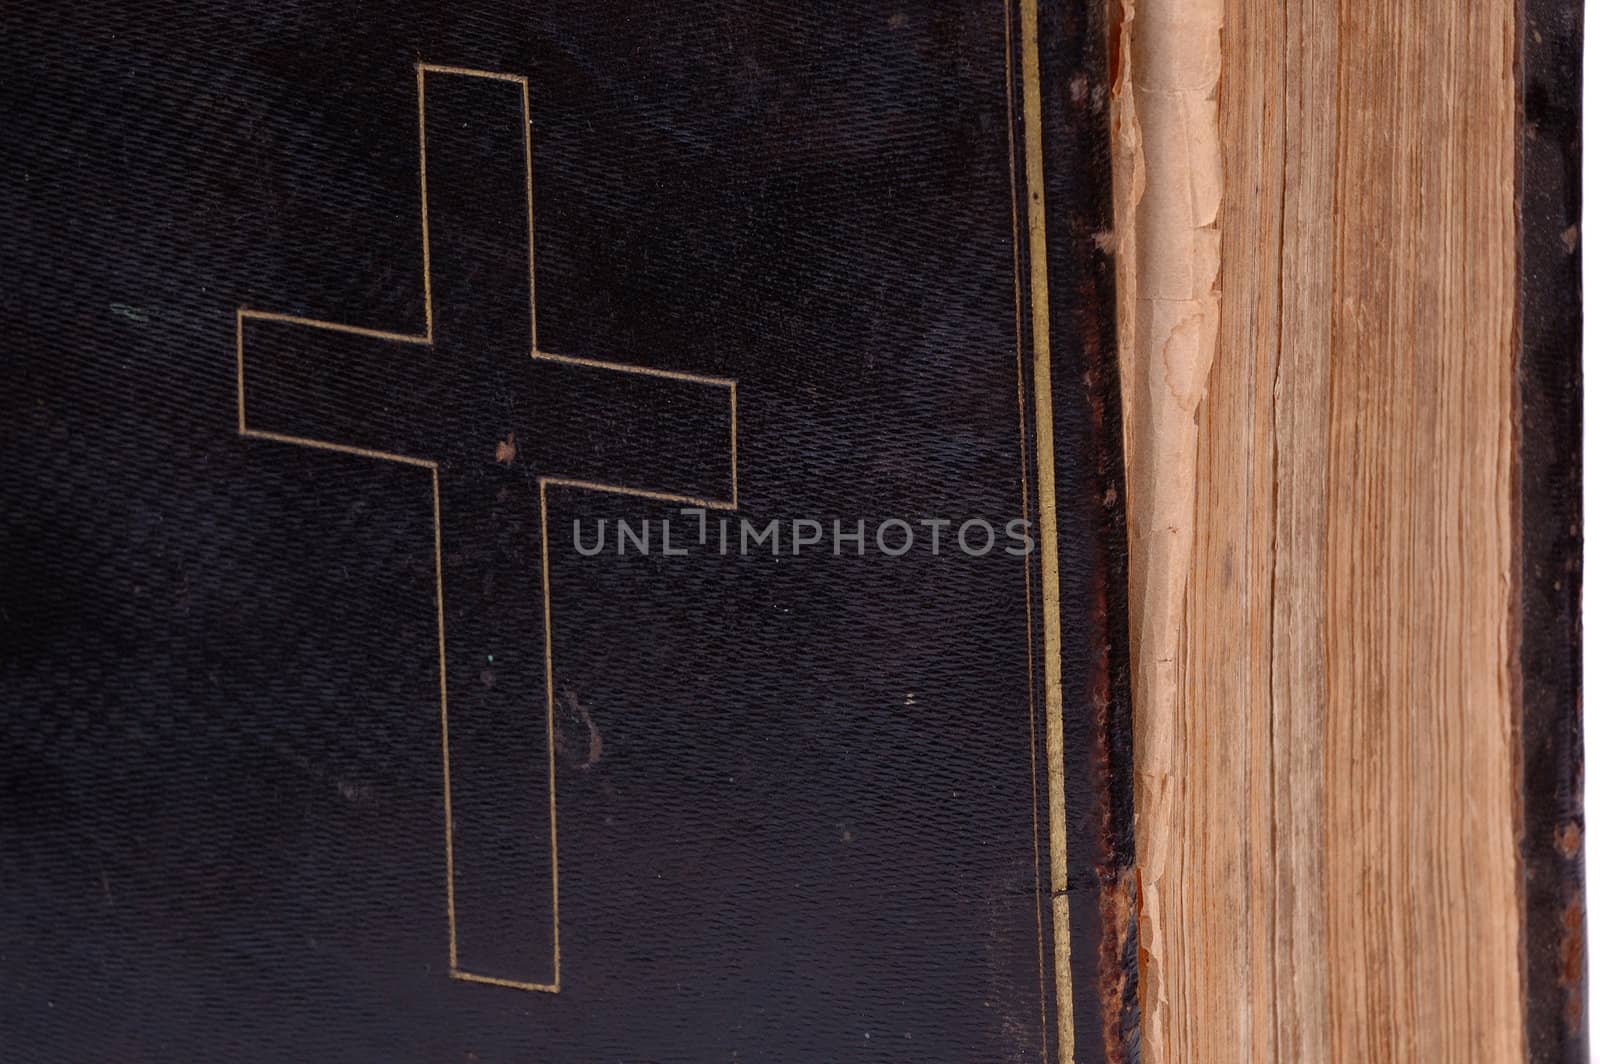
1518;0;1586;1057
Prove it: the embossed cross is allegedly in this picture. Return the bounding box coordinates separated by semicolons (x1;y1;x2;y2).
236;63;737;992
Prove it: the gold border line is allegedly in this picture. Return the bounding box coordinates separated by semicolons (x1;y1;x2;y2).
1003;0;1053;1058
236;61;739;995
1018;1;1075;1059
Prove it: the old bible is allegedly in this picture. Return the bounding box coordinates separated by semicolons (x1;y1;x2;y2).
1;3;1136;1061
5;0;1587;1061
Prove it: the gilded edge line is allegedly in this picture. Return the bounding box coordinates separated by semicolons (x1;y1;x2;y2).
1003;0;1053;1059
1016;0;1077;1059
235;62;738;995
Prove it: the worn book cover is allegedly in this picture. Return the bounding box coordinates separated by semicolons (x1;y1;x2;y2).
1;2;1136;1061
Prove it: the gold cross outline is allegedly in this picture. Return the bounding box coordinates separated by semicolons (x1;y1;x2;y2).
234;61;740;994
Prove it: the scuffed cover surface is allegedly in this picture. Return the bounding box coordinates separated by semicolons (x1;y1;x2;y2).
0;2;1135;1061
1519;0;1586;1058
1035;1;1142;1059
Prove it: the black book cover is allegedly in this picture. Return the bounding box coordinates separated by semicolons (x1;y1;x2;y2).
1;3;1137;1061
